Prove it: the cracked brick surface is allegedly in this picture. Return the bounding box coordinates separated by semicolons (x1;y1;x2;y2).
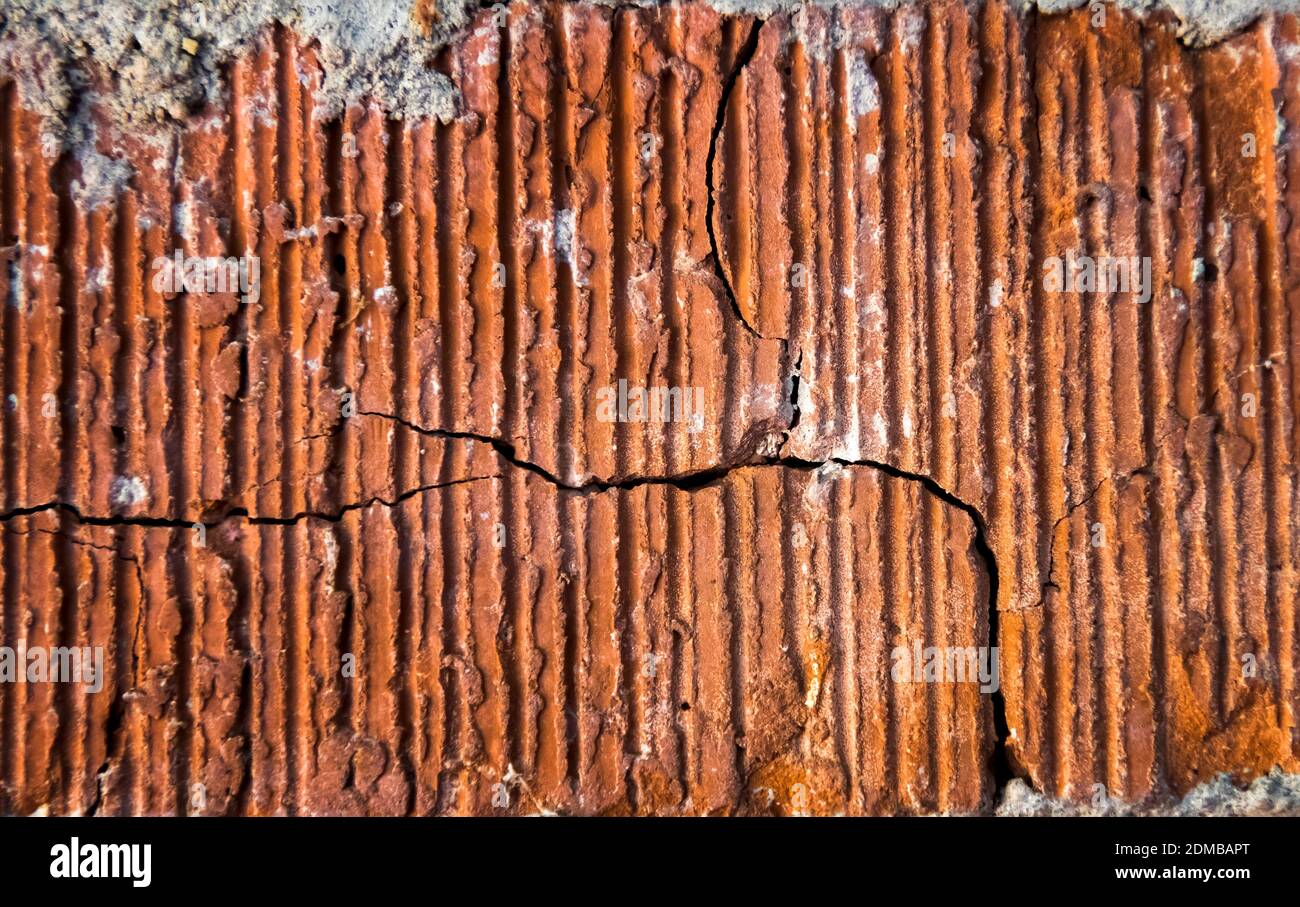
1;0;1299;814
2;453;993;815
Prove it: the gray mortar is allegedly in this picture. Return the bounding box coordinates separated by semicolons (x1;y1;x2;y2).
998;768;1300;816
0;0;475;144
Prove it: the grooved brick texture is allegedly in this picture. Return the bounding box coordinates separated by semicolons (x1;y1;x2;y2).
0;0;1297;814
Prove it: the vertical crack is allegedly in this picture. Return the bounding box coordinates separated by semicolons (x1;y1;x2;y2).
705;15;770;341
787;346;804;430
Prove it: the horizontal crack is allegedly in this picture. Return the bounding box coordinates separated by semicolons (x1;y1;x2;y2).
359;410;765;492
0;474;498;532
2;405;1020;806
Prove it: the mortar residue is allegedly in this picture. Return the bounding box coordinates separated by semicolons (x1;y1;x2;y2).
0;0;476;147
997;768;1300;816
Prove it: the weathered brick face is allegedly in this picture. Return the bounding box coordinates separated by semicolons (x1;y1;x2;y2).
0;0;1297;815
